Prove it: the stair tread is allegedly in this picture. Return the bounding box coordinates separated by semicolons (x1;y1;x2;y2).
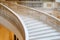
19;15;60;40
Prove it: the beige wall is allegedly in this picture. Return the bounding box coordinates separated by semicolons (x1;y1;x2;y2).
0;0;5;1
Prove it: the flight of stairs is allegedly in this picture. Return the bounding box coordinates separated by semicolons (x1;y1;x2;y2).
20;15;60;40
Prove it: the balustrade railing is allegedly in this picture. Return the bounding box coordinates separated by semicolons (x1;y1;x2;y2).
0;3;25;40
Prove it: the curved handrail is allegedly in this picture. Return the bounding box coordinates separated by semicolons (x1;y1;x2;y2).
17;3;60;22
0;3;26;40
2;2;60;22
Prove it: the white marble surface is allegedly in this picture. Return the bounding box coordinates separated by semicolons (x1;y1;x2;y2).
33;8;53;13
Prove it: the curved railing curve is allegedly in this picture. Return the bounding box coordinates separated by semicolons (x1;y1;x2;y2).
0;3;26;40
